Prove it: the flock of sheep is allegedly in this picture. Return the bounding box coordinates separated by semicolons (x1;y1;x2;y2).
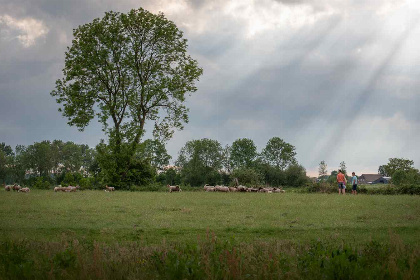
167;184;286;193
4;183;285;193
3;184;102;193
3;184;30;193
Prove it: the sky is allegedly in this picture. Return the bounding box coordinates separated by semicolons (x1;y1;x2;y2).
1;0;419;176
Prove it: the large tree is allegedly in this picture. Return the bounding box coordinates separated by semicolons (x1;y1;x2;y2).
260;137;297;170
176;138;223;186
381;158;415;177
51;8;202;187
230;138;257;169
24;141;54;177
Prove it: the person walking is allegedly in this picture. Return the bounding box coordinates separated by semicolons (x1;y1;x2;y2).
351;172;358;195
337;169;346;194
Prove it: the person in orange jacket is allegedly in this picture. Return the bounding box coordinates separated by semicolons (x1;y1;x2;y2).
337;169;346;195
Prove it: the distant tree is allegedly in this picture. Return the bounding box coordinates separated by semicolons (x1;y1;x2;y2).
261;137;297;170
327;170;338;184
382;158;415;177
61;142;83;173
391;169;420;185
0;143;14;184
230;138;257;169
24;141;54;177
318;160;328;178
0;143;14;157
253;159;285;187
176;138;223;186
51;8;202;188
137;139;171;170
339;161;347;175
378;165;387;176
285;164;308;187
221;144;233;173
8;145;27;184
0;150;7;184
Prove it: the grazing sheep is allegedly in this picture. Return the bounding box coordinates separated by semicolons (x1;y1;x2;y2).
105;185;115;192
18;187;30;193
214;185;230;192
237;185;247;192
167;185;182;192
4;185;12;191
246;187;259;192
63;185;78;192
54;186;67;192
258;188;273;193
12;184;22;192
273;188;285;193
203;184;215;192
228;186;238;192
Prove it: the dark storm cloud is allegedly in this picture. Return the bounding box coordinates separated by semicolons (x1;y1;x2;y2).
0;0;419;174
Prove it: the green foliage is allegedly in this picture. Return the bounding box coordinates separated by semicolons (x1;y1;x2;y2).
0;241;35;279
392;169;420;186
339;161;347;175
96;141;156;189
51;8;202;189
230;167;262;186
304;182;337;193
137;139;171;170
230;138;257;169
261;137;297;170
78;177;97;189
33;176;52;189
24;140;55;177
381;158;416;177
285;164;309;187
358;184;420;195
176;138;223;186
0;236;418;279
157;168;182;186
327;170;338;184
252;160;285;186
318;160;328;178
0;150;7;184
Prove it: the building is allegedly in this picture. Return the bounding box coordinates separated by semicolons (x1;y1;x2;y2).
358;174;391;184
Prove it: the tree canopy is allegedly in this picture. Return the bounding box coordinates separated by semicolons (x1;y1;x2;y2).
230;138;257;169
51;8;202;188
261;137;297;170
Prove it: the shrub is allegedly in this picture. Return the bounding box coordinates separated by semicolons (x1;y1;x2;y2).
230;167;262;186
285;164;309;187
33;176;51;189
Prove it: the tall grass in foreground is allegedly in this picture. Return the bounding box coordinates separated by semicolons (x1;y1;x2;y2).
1;231;418;280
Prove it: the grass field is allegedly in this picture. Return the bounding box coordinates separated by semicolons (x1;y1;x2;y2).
1;190;419;244
0;190;419;279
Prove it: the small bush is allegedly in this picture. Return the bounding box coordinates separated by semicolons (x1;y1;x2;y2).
33;177;51;189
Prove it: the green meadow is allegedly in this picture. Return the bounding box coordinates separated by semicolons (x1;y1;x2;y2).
0;190;419;279
1;190;419;244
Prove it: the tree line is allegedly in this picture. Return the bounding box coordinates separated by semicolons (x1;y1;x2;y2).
318;158;419;186
0;137;308;189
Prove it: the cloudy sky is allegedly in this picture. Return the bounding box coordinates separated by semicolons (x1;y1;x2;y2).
1;0;419;176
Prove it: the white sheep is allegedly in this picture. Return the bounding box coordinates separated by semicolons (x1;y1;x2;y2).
167;185;182;192
215;185;230;192
203;184;215;192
